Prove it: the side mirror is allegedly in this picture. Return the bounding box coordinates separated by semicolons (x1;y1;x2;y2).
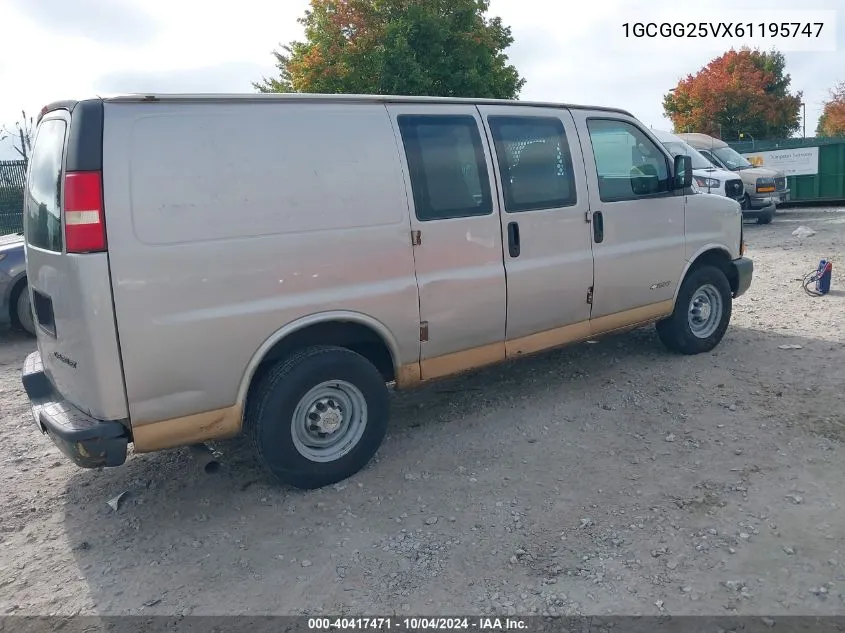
674;154;693;189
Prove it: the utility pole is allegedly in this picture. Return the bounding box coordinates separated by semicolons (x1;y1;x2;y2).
802;102;806;138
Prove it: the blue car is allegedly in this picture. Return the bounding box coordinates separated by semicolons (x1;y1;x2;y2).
0;232;35;336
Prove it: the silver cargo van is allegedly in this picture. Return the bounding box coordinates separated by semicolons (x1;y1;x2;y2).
21;94;753;489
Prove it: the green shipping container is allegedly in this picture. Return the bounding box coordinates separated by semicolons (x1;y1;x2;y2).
728;138;845;203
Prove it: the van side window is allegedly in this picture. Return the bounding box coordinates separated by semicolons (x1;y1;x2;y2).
488;116;576;212
587;119;670;202
397;115;492;221
24;119;67;252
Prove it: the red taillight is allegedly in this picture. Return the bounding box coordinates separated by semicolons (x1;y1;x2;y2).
64;171;106;253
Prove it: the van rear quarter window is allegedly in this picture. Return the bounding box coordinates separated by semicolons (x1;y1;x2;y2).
397;115;493;221
126;105;407;244
25;119;67;252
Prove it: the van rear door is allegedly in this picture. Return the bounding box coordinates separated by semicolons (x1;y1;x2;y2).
24;101;128;422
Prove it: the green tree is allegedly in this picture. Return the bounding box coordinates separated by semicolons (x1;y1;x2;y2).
663;48;801;140
255;0;525;99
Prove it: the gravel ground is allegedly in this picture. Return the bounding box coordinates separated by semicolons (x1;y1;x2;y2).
0;206;843;618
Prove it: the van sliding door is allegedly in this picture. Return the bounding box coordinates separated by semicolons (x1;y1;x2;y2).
387;104;507;380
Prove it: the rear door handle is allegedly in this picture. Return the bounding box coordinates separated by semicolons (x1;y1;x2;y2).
593;211;604;244
507;221;520;257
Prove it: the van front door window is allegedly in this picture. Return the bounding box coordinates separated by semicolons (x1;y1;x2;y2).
587;119;670;202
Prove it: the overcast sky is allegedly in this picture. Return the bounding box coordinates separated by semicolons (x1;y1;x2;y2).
0;0;841;159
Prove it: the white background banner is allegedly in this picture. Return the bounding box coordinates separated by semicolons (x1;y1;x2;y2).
740;147;820;177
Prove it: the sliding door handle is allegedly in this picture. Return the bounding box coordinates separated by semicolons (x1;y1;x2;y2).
593;211;604;244
507;222;520;257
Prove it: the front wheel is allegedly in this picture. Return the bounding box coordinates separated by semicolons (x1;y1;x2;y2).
656;265;732;355
757;212;773;225
245;345;389;489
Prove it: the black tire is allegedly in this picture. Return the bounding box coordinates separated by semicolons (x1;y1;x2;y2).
656;265;732;355
757;212;773;225
12;281;36;337
245;345;389;489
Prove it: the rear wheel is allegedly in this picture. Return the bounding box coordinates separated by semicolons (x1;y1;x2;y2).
656;265;732;355
245;345;389;489
14;282;35;337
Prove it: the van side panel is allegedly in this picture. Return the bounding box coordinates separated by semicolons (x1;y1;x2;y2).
101;102;421;427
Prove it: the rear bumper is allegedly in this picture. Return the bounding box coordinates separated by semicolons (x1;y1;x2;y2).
731;257;754;298
21;351;129;468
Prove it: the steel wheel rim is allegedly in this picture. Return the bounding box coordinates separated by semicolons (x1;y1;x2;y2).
17;287;34;335
291;380;368;463
687;283;722;339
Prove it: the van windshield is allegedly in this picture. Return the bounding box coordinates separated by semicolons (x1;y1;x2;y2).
711;146;753;170
661;141;714;170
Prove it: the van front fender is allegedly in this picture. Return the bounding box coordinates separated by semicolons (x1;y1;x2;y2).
673;245;734;305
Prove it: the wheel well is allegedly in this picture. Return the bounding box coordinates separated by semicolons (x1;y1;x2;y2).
247;321;396;397
689;249;737;294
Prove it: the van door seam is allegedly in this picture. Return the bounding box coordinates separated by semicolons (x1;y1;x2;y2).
475;104;510;343
566;108;597;320
384;104;423;365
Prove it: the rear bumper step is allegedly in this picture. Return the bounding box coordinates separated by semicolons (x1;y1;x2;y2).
22;351;129;468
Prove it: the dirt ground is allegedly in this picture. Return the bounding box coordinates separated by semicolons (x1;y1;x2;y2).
0;206;843;618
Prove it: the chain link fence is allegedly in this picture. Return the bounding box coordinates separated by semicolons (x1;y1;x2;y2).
0;160;26;236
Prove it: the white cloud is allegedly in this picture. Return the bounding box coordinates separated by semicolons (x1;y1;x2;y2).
0;0;307;143
0;0;842;159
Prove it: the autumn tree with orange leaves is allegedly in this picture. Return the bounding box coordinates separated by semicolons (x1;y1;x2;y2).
254;0;524;99
663;48;802;141
816;81;845;137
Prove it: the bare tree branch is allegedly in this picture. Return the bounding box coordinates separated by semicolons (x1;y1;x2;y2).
1;110;34;161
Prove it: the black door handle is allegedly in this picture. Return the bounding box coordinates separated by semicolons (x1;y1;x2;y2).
593;211;604;244
507;221;520;257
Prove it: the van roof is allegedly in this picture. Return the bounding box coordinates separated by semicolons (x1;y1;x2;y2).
649;129;680;143
676;133;728;149
42;93;634;118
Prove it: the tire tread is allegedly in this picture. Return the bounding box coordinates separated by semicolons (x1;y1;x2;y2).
657;265;732;355
245;345;388;489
